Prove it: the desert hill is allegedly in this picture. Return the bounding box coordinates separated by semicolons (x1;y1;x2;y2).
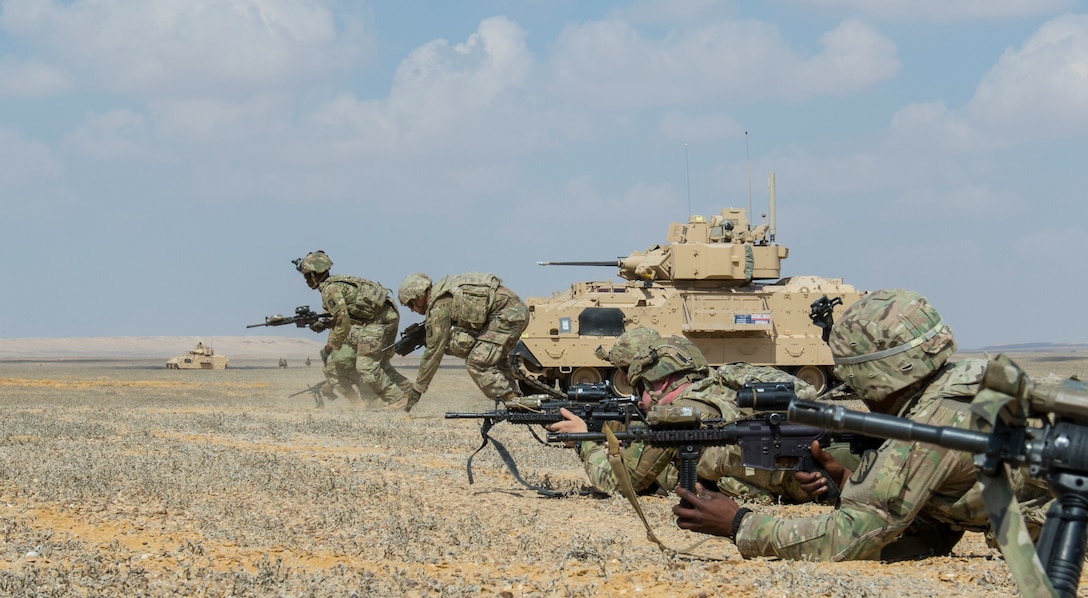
0;336;325;361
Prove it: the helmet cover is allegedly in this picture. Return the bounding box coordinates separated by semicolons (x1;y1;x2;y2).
829;288;956;402
296;251;332;275
628;336;709;387
398;272;433;306
595;326;661;369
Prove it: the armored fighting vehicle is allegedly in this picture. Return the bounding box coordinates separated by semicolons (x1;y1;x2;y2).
511;189;865;395
166;341;229;370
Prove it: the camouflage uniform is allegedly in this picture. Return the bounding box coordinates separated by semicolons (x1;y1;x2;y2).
404;272;530;401
731;289;1050;561
319;343;362;401
319;275;413;404
576;335;848;502
297;251;411;405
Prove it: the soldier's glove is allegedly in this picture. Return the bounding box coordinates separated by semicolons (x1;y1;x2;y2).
309;320;327;333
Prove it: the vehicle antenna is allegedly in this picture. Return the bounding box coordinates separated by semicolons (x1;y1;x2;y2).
684;143;691;218
745;131;752;222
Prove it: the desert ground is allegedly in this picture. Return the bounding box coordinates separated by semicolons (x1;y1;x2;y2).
1;344;1086;597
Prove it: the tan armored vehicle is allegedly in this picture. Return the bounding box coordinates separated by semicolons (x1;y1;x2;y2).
166;342;229;370
512;191;865;395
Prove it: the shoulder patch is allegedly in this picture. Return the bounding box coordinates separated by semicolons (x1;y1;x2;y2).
849;449;879;485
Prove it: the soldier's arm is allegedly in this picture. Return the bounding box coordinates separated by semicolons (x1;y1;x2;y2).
414;299;452;393
733;434;975;561
322;285;353;351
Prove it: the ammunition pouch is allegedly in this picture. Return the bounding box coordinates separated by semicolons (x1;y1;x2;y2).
448;327;477;359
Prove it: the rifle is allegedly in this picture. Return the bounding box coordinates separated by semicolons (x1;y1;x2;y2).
382;322;426;355
247;305;331;329
443;381;645;495
290;380;330;408
788;354;1088;598
547;405;843;504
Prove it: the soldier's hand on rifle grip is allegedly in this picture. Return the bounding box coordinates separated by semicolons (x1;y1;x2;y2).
795;440;850;501
673;483;742;538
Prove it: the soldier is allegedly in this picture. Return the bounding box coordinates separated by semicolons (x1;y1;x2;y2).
550;331;848;503
672;288;1051;561
397;272;529;412
296;251;414;407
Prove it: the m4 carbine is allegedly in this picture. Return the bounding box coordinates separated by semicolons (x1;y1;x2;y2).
247;305;331;329
382;322;426;355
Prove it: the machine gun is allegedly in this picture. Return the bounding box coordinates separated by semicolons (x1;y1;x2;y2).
382;322;426;355
788;353;1088;598
247;305;331;329
444;381;645;495
290;380;329;409
809;295;843;344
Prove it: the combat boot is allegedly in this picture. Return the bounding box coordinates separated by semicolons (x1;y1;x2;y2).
403;388;422;413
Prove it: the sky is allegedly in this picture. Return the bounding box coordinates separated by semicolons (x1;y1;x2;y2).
1;0;1086;349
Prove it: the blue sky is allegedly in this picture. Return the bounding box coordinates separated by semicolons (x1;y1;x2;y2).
1;0;1085;349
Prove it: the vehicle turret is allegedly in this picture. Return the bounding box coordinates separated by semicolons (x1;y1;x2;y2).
539;207;787;288
512;174;866;396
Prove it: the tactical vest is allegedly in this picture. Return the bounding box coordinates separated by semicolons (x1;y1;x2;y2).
326;275;391;322
430;272;501;330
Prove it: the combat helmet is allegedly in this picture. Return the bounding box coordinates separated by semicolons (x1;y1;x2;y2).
398;273;433;306
829;288;956;403
628;336;710;389
594;326;661;369
295;251;333;274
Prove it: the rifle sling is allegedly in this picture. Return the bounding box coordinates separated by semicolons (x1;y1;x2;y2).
603;426;724;560
466;417;568;498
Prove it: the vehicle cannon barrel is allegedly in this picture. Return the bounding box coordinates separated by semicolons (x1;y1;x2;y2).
537;261;619;267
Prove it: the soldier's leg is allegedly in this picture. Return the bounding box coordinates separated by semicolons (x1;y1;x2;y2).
466;302;529;401
328;344;361;402
351;319;408;404
376;306;413;396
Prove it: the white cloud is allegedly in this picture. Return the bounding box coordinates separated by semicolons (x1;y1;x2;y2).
0;56;71;96
793;0;1074;22
0;0;370;96
546;16;897;108
967;14;1088;139
310;16;542;156
889;101;996;151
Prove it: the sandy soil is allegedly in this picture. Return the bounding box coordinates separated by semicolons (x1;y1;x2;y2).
0;350;1084;597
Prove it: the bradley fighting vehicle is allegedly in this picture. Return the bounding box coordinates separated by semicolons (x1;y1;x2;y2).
166;341;229;370
511;180;865;395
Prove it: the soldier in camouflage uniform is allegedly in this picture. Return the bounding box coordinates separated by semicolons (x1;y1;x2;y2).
397;272;529;411
552;331;847;502
297;251;413;406
673;288;1051;561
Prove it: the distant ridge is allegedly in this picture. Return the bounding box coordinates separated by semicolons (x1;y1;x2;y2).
0;336;324;361
965;342;1088;353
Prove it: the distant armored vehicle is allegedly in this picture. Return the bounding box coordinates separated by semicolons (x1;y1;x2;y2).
166;342;229;370
512;183;865;395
